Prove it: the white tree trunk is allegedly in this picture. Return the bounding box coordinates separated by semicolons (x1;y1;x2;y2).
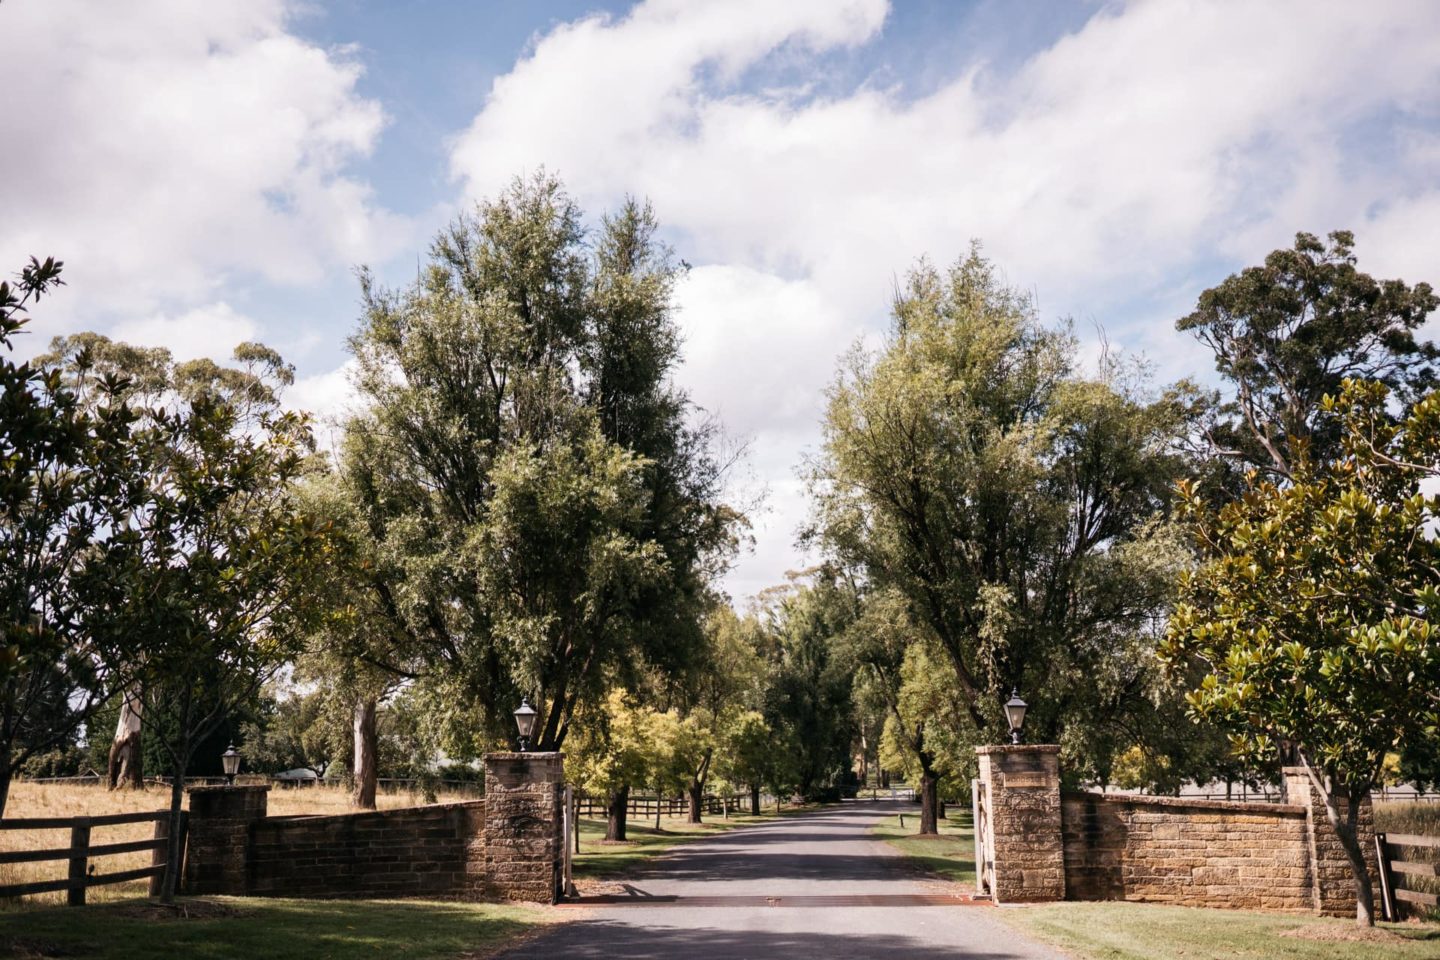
107;688;144;790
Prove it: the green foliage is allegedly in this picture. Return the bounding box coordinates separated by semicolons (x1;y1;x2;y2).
44;332;332;894
1178;229;1439;482
757;575;857;800
564;688;659;801
1163;380;1440;790
1162;379;1440;921
0;257;142;814
714;710;776;794
241;681;345;778
341;173;739;751
811;247;1202;787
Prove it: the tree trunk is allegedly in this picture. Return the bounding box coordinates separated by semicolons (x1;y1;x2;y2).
654;788;662;830
160;689;194;904
917;765;939;836
108;688;144;790
1303;762;1377;925
351;696;377;810
605;784;629;842
161;751;186;902
750;783;761;816
0;741;12;819
687;779;703;824
687;747;712;824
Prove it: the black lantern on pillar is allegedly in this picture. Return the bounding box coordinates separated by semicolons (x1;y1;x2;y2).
1004;689;1028;745
222;743;241;785
513;698;537;752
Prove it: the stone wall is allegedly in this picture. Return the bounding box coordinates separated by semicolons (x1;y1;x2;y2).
1061;792;1314;910
1059;784;1377;917
247;801;486;899
979;745;1378;917
1281;767;1380;916
183;751;564;903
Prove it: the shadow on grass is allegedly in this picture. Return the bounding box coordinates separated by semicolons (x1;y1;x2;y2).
0;896;543;960
873;811;977;886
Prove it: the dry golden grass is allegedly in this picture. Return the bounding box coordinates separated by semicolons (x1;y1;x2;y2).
0;780;480;908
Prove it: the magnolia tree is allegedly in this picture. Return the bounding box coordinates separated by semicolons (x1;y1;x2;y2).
1161;380;1440;925
0;258;142;817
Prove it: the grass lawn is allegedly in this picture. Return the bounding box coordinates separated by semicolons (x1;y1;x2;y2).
998;901;1440;960
871;808;977;887
572;809;775;881
0;896;545;960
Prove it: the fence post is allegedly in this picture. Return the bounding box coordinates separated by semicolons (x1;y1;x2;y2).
148;815;169;898
1375;832;1396;922
67;819;90;907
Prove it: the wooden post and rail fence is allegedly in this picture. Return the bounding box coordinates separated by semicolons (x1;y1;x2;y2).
572;792;749;819
1376;831;1440;921
0;810;184;905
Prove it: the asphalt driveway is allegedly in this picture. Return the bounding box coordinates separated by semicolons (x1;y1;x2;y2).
495;799;1064;959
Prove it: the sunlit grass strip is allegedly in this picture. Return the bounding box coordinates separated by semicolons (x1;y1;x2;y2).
997;901;1440;960
871;808;977;887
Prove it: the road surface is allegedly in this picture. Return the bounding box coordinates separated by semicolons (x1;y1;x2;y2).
495;799;1064;959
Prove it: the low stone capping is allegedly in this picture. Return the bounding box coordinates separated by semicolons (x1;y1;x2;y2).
1067;791;1305;816
975;744;1061;756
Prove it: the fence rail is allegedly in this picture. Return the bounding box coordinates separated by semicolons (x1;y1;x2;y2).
573;793;750;819
0;809;181;906
1377;831;1440;921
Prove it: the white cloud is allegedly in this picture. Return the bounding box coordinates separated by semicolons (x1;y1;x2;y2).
288;358;360;423
448;0;1440;600
0;0;408;319
112;302;259;362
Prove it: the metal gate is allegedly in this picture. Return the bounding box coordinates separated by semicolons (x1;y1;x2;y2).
972;778;994;897
561;785;579;899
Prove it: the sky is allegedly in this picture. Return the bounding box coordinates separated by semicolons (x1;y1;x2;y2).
4;0;1439;602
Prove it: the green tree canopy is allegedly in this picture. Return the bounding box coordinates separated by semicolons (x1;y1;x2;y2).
1178;229;1438;482
1161;379;1440;925
45;333;331;898
0;257;142;817
810;248;1198;771
342;173;741;752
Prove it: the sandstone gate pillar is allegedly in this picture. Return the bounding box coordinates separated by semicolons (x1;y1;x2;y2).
482;752;564;903
1282;767;1379;916
183;784;269;895
976;744;1064;904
